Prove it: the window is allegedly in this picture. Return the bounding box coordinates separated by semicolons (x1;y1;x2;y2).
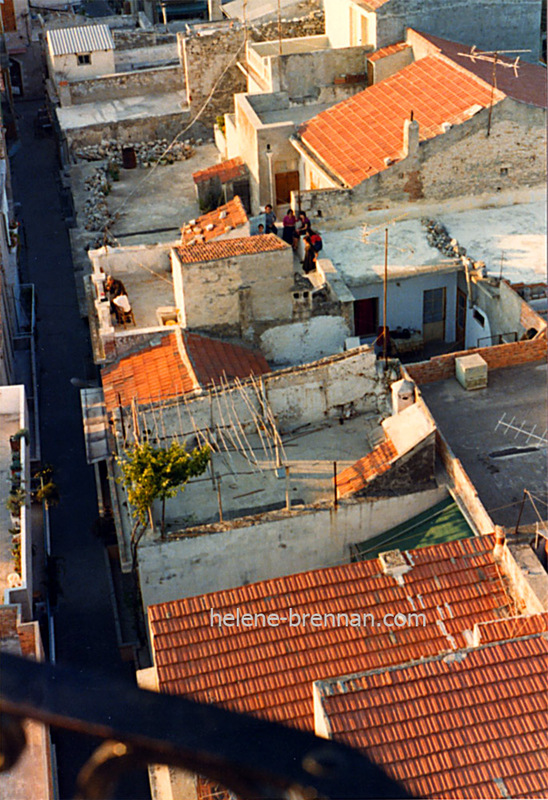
473;309;485;327
500;167;509;176
77;54;91;65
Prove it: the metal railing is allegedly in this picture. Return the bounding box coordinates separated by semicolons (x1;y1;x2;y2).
0;653;411;800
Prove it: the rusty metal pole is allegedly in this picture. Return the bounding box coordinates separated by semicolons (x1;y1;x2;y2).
513;489;527;535
333;461;338;509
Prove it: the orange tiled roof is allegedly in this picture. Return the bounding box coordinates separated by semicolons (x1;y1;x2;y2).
149;535;515;733
180;197;248;246
299;54;502;187
336;438;397;497
102;331;270;410
186;331;270;386
318;618;548;799
368;41;410;62
174;234;288;264
193;157;247;185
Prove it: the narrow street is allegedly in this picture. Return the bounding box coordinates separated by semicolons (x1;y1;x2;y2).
11;99;150;799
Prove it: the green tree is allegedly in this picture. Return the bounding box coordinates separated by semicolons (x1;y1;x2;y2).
117;440;211;539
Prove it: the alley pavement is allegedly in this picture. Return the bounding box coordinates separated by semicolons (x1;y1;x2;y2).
11;99;150;799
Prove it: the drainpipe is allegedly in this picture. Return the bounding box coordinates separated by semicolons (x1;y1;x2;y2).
266;143;275;210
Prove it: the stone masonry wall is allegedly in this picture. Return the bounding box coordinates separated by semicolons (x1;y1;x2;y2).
66;65;184;105
297;99;546;223
64;110;190;150
376;0;542;62
180;9;325;130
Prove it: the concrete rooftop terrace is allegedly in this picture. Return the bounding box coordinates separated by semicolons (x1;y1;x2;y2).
135;413;385;534
322;217;454;286
420;361;547;528
321;189;546;287
57;90;188;131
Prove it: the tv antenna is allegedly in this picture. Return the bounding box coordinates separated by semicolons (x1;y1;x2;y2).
456;47;531;136
494;413;547;447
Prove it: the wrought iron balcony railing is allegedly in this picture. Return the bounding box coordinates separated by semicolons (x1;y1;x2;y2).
0;652;411;800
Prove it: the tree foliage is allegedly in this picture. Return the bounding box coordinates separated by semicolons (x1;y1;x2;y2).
117;440;211;536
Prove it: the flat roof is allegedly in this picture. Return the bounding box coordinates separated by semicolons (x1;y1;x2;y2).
252;100;335;126
322;217;455;286
57;91;187;131
353;497;474;558
321;193;546;287
420;361;547;527
436;198;546;285
136;413;385;534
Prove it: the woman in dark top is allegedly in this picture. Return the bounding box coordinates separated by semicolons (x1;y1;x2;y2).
302;234;317;274
282;209;296;246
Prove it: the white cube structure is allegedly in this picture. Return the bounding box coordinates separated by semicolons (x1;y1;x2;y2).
455;353;488;390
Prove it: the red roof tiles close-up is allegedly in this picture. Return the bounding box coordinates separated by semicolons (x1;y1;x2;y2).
317;617;548;799
192;156;248;186
336;438;397;496
102;331;270;410
180;196;248;246
148;536;515;733
368;41;411;63
299;52;502;187
174;234;288;264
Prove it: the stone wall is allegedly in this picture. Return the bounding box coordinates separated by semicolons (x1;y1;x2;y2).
295;98;546;223
375;0;542;63
65;65;184;106
172;246;295;342
64;109;190;151
180;10;325;130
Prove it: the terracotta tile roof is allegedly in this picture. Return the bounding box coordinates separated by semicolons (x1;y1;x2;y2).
193;157;247;186
174;234;288;264
149;535;516;735
355;0;391;9
180;197;248;246
299;54;503;187
317;620;548;799
102;332;197;410
368;41;410;62
185;331;270;387
336;438;397;497
102;331;270;411
412;30;548;109
474;612;548;644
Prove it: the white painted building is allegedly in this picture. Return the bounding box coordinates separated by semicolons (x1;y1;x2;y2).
46;25;115;81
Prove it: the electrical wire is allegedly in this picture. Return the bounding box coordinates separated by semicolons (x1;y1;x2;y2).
109;39;246;222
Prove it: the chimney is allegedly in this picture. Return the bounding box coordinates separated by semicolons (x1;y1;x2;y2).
403;111;419;158
391;378;416;415
493;526;506;558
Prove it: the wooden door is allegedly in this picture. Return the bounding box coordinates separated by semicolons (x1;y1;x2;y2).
275;171;299;205
423;287;446;342
354;298;378;337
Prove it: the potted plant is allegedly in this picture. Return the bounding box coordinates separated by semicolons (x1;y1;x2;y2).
9;428;29;454
6;488;27;521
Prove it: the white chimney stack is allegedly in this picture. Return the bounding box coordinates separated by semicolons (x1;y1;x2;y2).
403;111;419;158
